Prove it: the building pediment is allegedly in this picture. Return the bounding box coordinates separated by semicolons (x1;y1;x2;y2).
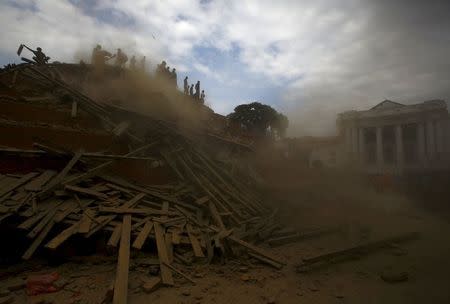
370;100;405;111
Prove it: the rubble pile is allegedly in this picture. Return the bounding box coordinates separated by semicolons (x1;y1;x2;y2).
0;63;290;301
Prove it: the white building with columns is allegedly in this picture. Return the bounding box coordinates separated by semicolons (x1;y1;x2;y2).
337;99;450;174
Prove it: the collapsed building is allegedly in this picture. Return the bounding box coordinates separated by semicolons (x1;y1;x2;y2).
0;62;294;302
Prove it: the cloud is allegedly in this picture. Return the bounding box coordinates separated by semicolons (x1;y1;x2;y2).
1;0;449;136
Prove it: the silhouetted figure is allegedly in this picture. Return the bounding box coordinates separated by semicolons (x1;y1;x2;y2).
171;68;177;87
157;60;167;75
183;76;189;94
200;90;205;104
195;81;200;99
115;48;128;68
189;84;194;96
31;47;50;65
91;44;112;77
129;55;136;70
140;56;146;71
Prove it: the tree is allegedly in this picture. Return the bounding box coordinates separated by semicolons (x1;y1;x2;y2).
227;102;289;139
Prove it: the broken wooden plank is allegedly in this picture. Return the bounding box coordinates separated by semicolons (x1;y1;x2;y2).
78;209;95;233
154;222;174;286
38;151;82;199
27;207;59;238
267;226;343;247
86;193;145;237
172;227;182;245
132;221;153;250
22;221;54;260
165;232;174;263
113;121;130;137
0;172;38;198
186;224;205;258
195;196;210;205
227;235;286;266
64;143;157;186
18;211;46;230
162;262;196;284
98;207;170;215
64;185;109;200
24;170;56;192
208;201;225;230
113;215;132;304
141;276;161;293
71;100;77;118
297;231;420;272
108;223;123;247
45;221;80;249
248;252;283;270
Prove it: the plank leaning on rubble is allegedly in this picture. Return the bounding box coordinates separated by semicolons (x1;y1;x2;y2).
37;151;82;200
86;193;146;237
63;142;157;186
113;214;132;304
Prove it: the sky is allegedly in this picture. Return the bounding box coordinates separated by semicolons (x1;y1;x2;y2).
1;0;450;136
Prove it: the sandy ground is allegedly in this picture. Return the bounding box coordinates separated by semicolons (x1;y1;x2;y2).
2;168;450;304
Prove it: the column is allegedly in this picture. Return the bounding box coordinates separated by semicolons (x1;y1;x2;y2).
345;127;352;153
352;127;359;160
426;120;436;160
417;123;426;164
358;128;365;164
395;124;404;169
435;120;444;154
376;126;384;169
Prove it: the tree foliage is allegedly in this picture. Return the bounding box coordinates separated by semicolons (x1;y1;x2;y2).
227;102;289;139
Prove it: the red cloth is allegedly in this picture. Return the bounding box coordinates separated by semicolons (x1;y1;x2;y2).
26;272;60;296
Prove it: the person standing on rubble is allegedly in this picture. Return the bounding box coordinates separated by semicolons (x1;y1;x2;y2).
200;90;205;104
129;55;136;70
171;68;177;87
195;81;200;100
22;46;50;65
140;56;146;71
91;44;112;79
184;76;189;94
115;48;128;68
157;60;166;76
189;84;194;96
165;66;170;79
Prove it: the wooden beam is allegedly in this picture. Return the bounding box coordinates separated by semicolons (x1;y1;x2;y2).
0;172;38;198
78;209;95;233
38;151;82;199
113;215;132;304
208;201;225;230
108;223;123;247
227;235;286;266
132;221;153;250
22;221;54;260
64;185;109;200
64;143;157;186
71;100;78;118
154;222;174;286
186;224;204;258
24;170;56;192
46;221;80;249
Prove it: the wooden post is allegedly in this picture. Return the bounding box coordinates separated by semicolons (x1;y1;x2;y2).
113;215;132;304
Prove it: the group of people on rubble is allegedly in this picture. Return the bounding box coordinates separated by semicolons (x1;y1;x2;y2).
19;43;207;104
91;45;146;71
183;75;205;104
157;60;206;104
156;60;177;86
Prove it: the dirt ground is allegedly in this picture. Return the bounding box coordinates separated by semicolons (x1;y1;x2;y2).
2;167;450;304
